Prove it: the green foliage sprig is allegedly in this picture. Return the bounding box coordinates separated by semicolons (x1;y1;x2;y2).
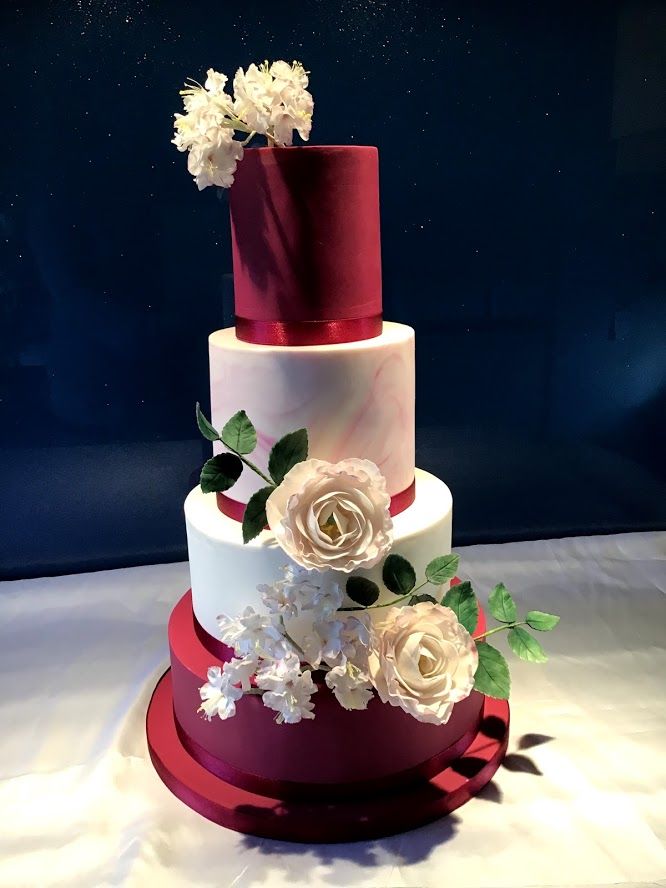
195;404;308;543
340;547;559;702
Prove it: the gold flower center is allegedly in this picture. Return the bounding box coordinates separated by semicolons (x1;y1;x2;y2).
319;511;341;541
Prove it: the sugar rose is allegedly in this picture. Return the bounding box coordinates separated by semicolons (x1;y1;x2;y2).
368;602;478;725
265;458;393;572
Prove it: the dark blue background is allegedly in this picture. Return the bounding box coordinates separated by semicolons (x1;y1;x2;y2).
2;0;665;579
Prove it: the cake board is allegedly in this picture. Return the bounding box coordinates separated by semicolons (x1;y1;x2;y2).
146;669;509;843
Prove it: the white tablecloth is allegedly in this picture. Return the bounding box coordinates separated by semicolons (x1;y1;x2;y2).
1;532;665;888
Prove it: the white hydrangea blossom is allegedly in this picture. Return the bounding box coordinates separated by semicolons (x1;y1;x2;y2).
186;132;244;190
217;606;293;660
198;664;245;721
302;613;371;670
232;62;275;134
258;569;300;620
222;654;258;692
173;60;313;189
173;68;243;190
255;652;317;724
259;564;343;621
325;662;374;711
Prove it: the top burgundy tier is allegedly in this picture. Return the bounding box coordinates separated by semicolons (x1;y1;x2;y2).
229;146;382;346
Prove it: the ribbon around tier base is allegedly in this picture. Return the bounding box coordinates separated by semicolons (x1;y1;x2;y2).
216;478;416;524
173;708;480;802
235;313;383;346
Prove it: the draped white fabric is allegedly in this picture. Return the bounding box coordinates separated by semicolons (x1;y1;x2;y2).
1;532;664;888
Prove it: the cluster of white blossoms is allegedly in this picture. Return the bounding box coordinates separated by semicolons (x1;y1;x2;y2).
172;61;314;190
199;558;481;725
199;564;374;724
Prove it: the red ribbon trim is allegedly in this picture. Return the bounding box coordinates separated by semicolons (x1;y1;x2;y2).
216;478;416;524
193;612;235;663
173;711;481;802
235;313;383;346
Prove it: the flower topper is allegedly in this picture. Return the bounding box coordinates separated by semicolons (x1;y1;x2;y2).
172;61;314;190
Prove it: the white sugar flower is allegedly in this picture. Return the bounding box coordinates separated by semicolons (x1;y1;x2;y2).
221;654;258;692
204;67;230;96
302;612;371;669
270;60;309;91
325;662;374;711
173;69;243;189
258;570;299;620
289;566;344;616
198;665;244;721
186;130;244;191
233;60;313;146
268;61;313;144
301;619;344;669
255;652;317;724
173;60;314;188
368;602;478;726
233;62;275;134
217;606;292;659
259;564;344;621
266;459;393;573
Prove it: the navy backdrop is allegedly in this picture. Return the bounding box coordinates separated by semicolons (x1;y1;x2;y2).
1;0;665;579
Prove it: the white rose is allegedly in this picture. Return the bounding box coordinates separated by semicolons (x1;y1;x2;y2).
368;603;478;725
265;458;393;572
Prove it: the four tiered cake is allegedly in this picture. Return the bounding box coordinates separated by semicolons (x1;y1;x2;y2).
147;63;558;841
147;145;509;841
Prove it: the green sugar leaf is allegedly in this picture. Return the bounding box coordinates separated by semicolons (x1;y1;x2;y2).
525;611;560;632
346;576;380;607
268;429;309;485
220;410;257;455
474;642;511;699
382;554;416;596
199;453;243;494
196;402;220;442
442;580;479;634
489;582;518;623
508;627;548;663
425;553;460;585
241;486;273;544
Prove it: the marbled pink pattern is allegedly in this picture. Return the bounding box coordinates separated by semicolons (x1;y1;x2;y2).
209;322;415;501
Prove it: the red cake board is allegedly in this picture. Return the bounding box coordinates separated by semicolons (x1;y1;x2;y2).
146;670;509;843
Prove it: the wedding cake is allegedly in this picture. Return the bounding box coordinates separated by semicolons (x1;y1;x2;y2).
146;61;559;841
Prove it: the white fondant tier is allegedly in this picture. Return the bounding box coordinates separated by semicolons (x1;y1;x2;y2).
209;322;415;502
186;467;453;638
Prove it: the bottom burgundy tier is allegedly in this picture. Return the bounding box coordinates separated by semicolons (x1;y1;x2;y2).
146;590;509;841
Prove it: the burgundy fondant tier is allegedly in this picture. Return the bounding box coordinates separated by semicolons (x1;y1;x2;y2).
169;589;487;802
147;672;510;842
230;146;382;344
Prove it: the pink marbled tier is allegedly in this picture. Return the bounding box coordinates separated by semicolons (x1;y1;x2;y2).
209;322;415;503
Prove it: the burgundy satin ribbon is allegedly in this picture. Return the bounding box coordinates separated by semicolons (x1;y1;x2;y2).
216;478;416;524
173;712;480;802
193;613;235;663
235;313;383;346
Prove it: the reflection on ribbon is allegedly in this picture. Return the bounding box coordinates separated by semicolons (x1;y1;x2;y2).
235;313;383;346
